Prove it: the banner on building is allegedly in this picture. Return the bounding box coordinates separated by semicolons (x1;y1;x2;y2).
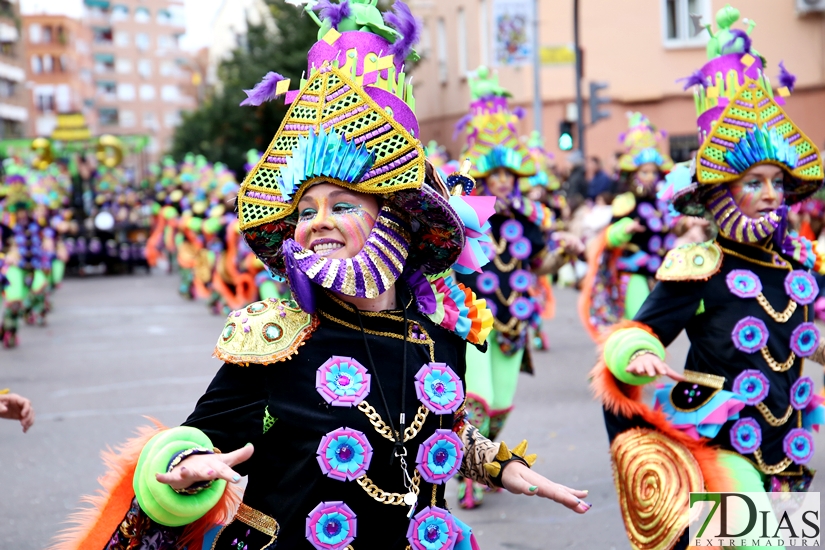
492;0;534;67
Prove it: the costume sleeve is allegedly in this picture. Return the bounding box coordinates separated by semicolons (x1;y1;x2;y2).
182;361;269;472
602;280;705;385
605;217;634;249
455;414;536;488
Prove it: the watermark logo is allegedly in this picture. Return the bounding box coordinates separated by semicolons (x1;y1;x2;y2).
689;492;820;547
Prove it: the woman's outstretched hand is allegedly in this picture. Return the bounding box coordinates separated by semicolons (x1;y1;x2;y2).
155;443;255;490
0;393;35;432
501;462;591;514
626;353;685;382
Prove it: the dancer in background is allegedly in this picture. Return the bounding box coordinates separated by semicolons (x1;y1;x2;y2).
453;66;584;509
593;6;825;547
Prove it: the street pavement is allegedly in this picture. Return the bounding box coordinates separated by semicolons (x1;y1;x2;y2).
1;273;823;549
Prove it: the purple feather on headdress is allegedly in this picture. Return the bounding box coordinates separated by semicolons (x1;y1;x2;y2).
384;1;421;60
240;72;287;106
723;29;752;55
677;70;707;91
778;61;796;92
312;0;351;28
512;106;526;119
453;113;473;141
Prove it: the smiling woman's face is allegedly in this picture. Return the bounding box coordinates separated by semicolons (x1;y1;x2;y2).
295;183;379;260
729;164;786;219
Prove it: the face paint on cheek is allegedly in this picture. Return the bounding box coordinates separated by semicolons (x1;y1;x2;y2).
333;209;375;250
730;183;759;215
294;196;329;247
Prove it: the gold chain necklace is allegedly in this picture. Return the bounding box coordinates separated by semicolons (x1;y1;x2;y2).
495;288;519;306
753;448;794;475
755;293;797;323
755;403;795;426
357;401;428;443
356;470;421;505
719;246;790;271
760;346;796;372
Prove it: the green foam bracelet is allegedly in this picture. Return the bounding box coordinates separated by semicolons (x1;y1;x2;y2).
606;217;635;249
604;327;664;386
134;426;228;527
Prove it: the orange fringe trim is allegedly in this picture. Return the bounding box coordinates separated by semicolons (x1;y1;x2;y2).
49;419;242;550
578;229;623;342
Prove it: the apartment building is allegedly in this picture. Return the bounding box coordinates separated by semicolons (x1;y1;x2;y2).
411;0;825;167
24;14;95;137
0;0;28;139
83;0;196;157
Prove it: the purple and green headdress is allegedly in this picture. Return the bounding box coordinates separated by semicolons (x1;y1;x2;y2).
659;4;824;245
616;112;673;173
457;66;536;179
236;1;492;311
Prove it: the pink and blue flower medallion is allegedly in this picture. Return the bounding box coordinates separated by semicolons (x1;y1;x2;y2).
731;317;768;354
500;219;523;242
316;427;373;482
509;296;534;321
783;428;814;465
414;363;464;415
731;370;770;405
305;501;357;550
415;429;463;484
790;376;814;411
315;356;371;407
730;418;762;454
790;322;820;358
509;237;532;260
509;269;532;293
726;270;762;299
784;270;818;305
406;506;459;550
476;272;499;295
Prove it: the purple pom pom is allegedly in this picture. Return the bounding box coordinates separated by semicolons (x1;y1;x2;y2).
312;0;351;28
677;70;707;91
778;61;796;92
512;106;526;119
384;1;421;61
723;29;752;55
240;72;287;107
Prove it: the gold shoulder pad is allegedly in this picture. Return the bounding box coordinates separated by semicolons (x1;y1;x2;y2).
214;299;318;365
612;192;636;218
656;241;722;281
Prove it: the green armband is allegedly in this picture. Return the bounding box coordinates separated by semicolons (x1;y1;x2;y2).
133;426;227;527
606;218;635;249
603;327;665;386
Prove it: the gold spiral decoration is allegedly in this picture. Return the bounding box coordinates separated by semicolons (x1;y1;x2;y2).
610;429;704;550
96;134;123;168
31;137;53;170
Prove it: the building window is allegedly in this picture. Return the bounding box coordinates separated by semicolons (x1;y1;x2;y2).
56;26;66;44
136;33;150;51
457;7;467;76
0;78;15;98
159;60;174;76
135;7;151;23
94;53;115;73
138;59;152;78
29;23;41;44
142;111;157;129
117;83;135;101
43;54;53;73
93;27;113;45
157;9;171;25
164;110;181;128
35;89;56;113
56;84;71;112
437;18;448;85
96;81;117;101
669;134;699;163
31;55;42;74
112;5;129;22
2;120;22;139
139;84;155;101
161;84;178;102
42;25;53;44
120;110;135;128
99;108;119;126
479;0;489;66
116;58;132;74
662;0;711;48
115;31;129;47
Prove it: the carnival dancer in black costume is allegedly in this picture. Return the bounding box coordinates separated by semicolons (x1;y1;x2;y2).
52;4;590;550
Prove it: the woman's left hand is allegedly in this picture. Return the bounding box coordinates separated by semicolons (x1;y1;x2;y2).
501;461;591;514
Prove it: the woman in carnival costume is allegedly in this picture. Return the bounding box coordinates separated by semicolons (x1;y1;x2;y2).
592;6;825;548
579;112;679;341
452;66;584;509
52;4;590;550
